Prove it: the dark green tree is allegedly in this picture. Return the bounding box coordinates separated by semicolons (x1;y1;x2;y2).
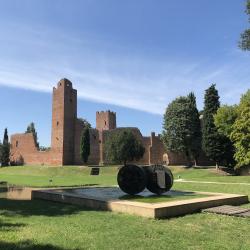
1;128;10;166
80;126;90;164
202;84;224;168
162;96;189;157
239;0;250;50
80;120;91;164
26;122;39;148
162;94;201;166
104;129;145;165
187;92;202;166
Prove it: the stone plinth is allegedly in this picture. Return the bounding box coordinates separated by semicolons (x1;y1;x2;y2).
32;187;249;219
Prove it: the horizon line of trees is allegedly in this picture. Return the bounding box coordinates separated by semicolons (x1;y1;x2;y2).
162;84;250;170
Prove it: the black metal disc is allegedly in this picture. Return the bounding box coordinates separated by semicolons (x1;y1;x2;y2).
145;165;173;195
117;164;147;195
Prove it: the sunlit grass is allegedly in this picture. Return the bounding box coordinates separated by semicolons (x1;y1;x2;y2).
0;165;250;249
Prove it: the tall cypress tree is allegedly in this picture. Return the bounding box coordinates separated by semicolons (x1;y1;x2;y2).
202;84;224;168
1;128;10;166
187;92;202;166
80;127;90;164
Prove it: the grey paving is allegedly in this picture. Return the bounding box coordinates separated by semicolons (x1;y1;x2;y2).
203;205;250;217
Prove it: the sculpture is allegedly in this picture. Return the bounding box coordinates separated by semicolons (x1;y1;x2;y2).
117;164;173;195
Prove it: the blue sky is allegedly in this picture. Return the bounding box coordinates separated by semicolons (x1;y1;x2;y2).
0;0;249;146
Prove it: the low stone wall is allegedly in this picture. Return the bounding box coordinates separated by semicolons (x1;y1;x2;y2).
10;133;62;165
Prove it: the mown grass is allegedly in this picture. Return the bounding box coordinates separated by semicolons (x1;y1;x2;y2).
0;165;118;187
0;165;250;249
173;167;250;183
0;192;250;250
120;192;208;203
1;165;249;188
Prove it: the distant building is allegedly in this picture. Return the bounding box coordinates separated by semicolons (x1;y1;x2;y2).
10;78;211;166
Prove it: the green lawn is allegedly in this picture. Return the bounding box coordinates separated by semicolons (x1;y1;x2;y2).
0;165;118;187
0;165;250;250
1;165;249;188
120;192;208;203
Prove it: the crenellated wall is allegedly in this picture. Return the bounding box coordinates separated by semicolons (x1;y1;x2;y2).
10;78;212;167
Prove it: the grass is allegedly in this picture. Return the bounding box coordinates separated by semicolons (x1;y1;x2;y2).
120;192;208;203
0;194;250;250
1;165;249;188
0;165;118;187
172;168;250;183
0;165;250;249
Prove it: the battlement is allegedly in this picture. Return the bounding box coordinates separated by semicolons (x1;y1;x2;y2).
96;110;116;131
56;78;73;89
96;110;116;115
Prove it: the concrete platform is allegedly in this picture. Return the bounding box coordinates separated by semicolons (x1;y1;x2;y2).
32;187;249;219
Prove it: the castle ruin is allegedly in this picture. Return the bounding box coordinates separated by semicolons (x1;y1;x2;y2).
10;78;209;166
10;79;163;165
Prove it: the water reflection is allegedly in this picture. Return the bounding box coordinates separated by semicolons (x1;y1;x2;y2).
0;183;33;200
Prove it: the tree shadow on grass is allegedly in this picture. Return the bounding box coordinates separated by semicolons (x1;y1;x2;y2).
0;240;74;250
0;198;91;218
0;220;26;232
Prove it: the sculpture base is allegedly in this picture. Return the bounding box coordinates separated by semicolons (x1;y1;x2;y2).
32;187;248;219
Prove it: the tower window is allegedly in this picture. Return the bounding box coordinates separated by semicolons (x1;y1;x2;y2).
16;141;18;147
57;121;59;126
105;121;107;125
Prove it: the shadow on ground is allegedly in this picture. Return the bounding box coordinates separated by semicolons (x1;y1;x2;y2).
0;240;77;250
0;198;89;218
0;219;26;232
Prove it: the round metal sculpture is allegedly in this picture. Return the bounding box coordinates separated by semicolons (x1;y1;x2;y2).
144;165;174;195
117;164;174;195
117;164;147;195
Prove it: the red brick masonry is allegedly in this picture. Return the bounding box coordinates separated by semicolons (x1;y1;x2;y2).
10;78;211;166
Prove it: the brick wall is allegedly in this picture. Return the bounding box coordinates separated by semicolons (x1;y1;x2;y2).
96;111;116;131
10;78;214;167
10;133;62;165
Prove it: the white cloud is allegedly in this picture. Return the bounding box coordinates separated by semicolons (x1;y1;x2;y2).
0;23;249;114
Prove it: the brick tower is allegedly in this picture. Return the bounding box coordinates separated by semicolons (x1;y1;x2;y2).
96;111;116;165
96;111;116;131
51;78;77;165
